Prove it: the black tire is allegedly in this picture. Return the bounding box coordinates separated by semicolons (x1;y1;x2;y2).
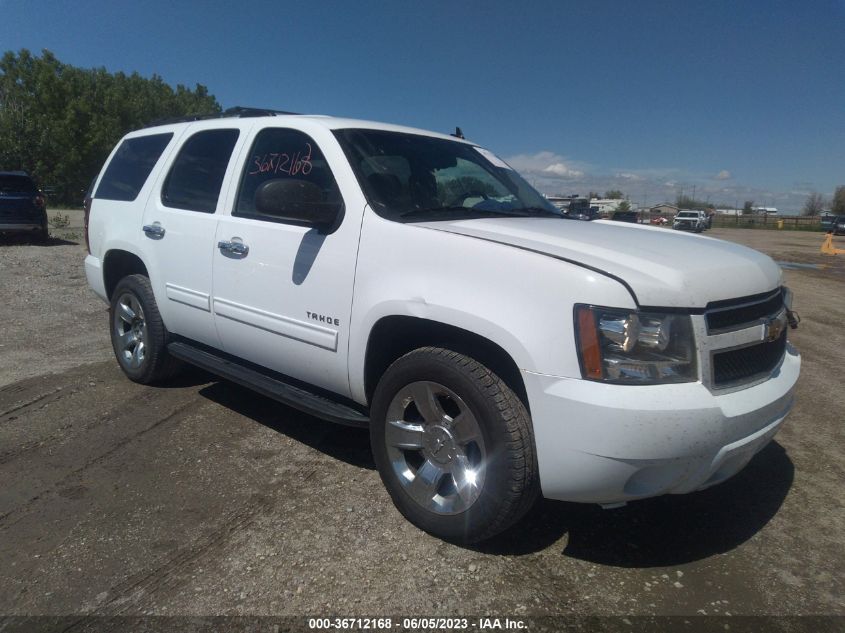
34;226;49;243
109;274;182;384
370;347;539;543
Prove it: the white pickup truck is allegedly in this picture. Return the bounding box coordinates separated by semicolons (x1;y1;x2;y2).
84;108;800;542
673;209;709;232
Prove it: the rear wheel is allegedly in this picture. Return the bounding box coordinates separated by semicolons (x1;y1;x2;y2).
109;274;182;384
370;347;539;543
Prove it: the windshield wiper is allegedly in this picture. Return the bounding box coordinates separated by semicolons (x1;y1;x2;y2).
506;206;566;218
398;205;566;221
398;206;513;220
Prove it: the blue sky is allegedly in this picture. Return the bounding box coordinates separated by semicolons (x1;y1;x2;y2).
2;0;843;212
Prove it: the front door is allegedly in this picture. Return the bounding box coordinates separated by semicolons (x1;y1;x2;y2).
211;125;364;397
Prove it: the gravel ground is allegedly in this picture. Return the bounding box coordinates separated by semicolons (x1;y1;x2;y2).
0;226;843;631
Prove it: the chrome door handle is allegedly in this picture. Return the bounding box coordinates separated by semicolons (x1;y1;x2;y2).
142;223;165;239
218;240;249;256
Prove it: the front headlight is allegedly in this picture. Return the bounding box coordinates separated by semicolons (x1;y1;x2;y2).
575;305;697;384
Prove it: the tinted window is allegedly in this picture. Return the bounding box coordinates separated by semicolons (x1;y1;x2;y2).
96;133;172;201
234;128;342;221
0;175;37;193
161;129;240;213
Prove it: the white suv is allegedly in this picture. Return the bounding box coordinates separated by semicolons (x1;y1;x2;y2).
85;108;800;542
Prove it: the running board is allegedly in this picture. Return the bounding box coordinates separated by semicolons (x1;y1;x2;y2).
167;341;369;428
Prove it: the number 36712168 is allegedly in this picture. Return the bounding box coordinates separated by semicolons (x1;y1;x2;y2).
249;144;313;176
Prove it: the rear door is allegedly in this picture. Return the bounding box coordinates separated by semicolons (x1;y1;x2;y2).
211;123;365;397
141;123;249;348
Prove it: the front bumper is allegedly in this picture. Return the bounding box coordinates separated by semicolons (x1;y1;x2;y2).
523;345;800;504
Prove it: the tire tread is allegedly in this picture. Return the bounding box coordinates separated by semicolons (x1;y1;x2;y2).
373;346;539;542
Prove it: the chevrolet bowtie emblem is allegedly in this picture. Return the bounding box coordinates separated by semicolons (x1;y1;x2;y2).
766;313;786;342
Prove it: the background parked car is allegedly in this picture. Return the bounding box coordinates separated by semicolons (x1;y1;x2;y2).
610;210;639;223
0;171;48;242
820;215;837;231
834;216;845;236
672;210;707;233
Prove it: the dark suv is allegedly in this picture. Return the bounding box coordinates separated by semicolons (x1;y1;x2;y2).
0;171;48;242
834;216;845;236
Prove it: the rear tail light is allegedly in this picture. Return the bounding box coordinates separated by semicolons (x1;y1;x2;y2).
33;195;45;209
83;195;92;254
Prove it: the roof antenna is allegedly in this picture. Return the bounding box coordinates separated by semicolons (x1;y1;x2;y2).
451;126;465;139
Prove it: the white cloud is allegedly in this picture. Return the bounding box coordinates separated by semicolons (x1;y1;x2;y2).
615;172;643;181
504;151;587;181
503;150;809;212
543;163;585;179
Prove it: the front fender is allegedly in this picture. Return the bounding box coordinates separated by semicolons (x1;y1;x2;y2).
347;212;635;403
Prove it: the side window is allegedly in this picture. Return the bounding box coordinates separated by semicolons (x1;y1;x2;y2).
95;133;173;201
161;129;240;213
234;128;342;222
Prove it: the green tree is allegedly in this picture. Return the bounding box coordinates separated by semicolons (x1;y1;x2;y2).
0;49;220;205
604;189;624;199
616;200;631;212
742;200;755;215
832;186;845;215
802;192;825;216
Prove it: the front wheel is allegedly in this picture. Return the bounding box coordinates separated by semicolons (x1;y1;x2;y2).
109;274;182;384
370;347;539;543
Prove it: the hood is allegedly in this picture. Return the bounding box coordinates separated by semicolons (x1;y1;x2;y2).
415;217;781;308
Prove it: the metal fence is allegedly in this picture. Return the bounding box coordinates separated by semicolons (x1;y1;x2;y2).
709;214;823;231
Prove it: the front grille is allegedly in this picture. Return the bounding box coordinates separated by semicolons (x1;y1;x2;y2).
706;289;784;332
712;332;787;387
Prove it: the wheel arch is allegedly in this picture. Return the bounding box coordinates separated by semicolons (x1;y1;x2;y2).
362;315;529;411
103;249;149;300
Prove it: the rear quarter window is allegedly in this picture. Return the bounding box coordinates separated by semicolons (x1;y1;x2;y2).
95;133;173;202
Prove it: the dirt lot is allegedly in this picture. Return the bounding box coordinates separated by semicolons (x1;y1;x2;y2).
1;225;843;630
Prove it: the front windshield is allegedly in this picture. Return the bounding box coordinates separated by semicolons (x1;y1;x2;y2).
333;129;561;221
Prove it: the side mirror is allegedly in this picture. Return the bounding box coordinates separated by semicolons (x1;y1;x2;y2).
254;179;343;231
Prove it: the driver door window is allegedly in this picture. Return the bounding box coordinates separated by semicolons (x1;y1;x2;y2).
234;128;342;223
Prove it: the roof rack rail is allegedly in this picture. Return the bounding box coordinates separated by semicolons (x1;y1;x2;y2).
144;106;300;129
222;106;300;117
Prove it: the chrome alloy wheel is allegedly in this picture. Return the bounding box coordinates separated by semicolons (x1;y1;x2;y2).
385;381;487;515
113;292;148;369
